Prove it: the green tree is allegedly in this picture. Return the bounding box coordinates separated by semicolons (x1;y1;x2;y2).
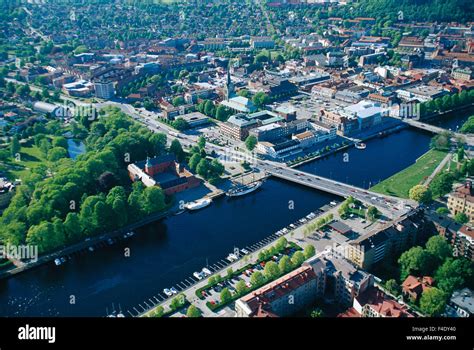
48;147;68;161
434;258;474;295
430;133;451;151
63;212;82;242
10;135;20;158
204;100;215;117
398;246;435;281
425;236;452;262
454;212;469;224
275;237;288;251
215;105;230;121
172;96;185;106
196;158;210;178
235;280;248;295
149;133;167;156
409;185;432;204
245;135;257;152
420;288;447;317
141;186;166;215
170;294;186;310
152;306;164;318
278;255;293;274
198;136;206;150
171;118;189;131
186;305;201;318
169;139;185;162
220;288;232;304
435;207;450;215
263;261;280;280
303;245;316;259
188;153;202;171
385;279;401;296
250;271;266;287
291;251;306;267
366;206;380;222
252;92;270;108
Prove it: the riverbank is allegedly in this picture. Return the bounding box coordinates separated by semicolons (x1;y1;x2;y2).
0;127;431;317
370;149;448;198
288;123;407;168
0;207;173;281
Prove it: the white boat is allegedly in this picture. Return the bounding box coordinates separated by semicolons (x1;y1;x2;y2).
163;288;173;297
202;268;212;276
226;180;263;197
185;198;212;211
54;258;62;266
193;272;203;280
355;142;366;150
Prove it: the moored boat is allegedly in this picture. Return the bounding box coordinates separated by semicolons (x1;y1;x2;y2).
185;198;212;211
226;180;263;197
355;142;366;150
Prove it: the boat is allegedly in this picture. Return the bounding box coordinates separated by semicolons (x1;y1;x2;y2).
227;170;264;198
163;288;173;297
193;272;204;280
54;258;62;266
202;268;212;276
354;142;366;150
226;180;263;197
185;198;212;211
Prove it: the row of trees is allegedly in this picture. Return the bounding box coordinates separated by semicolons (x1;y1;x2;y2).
459;115;474;134
196;100;232;122
218;239;316;305
187;137;225;184
420;90;474;118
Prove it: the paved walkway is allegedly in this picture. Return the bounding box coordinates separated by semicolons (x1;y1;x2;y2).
423;152;452;186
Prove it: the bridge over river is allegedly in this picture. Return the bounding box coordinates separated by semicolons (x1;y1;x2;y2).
257;161;417;219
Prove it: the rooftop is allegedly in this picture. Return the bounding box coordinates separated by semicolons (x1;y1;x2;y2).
450;288;474;314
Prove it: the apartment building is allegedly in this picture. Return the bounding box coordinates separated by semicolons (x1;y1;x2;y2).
447;182;474;222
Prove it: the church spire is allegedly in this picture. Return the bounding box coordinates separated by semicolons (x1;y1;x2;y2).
225;61;234;101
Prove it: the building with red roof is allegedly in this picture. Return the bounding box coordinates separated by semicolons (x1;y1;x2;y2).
402;275;434;301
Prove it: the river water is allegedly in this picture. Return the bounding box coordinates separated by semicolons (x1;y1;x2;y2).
0;113;465;317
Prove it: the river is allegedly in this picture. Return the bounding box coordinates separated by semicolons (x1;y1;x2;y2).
0;112;467;317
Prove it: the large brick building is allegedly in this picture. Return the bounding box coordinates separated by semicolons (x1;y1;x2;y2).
127;154;200;195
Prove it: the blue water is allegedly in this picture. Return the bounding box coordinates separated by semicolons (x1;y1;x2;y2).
67;139;86;160
0;117;456;317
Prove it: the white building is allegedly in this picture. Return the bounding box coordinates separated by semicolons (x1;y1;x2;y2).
94;81;115;99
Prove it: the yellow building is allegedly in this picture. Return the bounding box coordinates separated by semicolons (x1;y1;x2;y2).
447;182;474;222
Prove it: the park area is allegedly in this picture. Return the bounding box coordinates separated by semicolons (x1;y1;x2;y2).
370;149;447;198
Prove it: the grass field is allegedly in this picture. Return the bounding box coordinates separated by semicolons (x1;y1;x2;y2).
1;139;51;180
370;149;448;198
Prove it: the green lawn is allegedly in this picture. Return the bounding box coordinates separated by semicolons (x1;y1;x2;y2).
1;140;51;180
370;149;448;198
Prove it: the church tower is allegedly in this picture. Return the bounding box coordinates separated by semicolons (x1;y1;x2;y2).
224;65;234;101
